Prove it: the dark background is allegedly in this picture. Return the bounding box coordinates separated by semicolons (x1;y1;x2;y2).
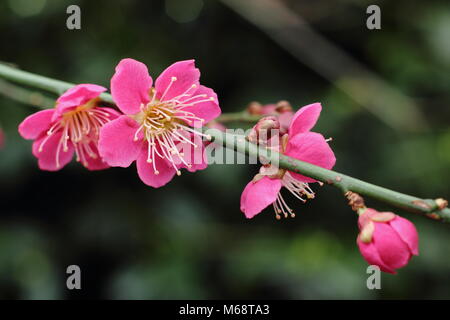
0;0;449;299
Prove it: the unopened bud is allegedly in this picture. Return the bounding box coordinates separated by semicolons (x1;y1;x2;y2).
357;208;419;274
247;101;263;115
275;100;293;113
246;116;280;144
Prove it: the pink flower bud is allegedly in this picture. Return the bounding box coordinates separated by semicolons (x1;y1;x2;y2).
357;208;419;274
260;104;277;115
275;100;293;113
247;101;263;115
247;116;280;144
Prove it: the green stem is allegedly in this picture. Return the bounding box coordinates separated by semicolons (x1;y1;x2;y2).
0;79;55;109
0;64;448;222
0;63;114;104
207;129;450;223
216;111;263;123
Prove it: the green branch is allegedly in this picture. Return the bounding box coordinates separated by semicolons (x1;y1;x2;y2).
0;79;55;109
208;129;450;222
0;63;448;222
0;63;114;104
216;111;263;123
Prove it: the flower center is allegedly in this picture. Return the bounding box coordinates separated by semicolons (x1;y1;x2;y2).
255;166;316;220
133;80;214;176
271;172;315;220
38;99;110;168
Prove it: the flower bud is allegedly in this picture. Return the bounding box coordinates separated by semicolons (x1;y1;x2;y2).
357;208;419;274
247;101;263;115
247;116;280;144
275;100;293;113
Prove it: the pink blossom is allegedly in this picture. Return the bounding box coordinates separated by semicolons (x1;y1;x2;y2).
18;84;120;171
98;58;221;188
357;208;419;274
240;103;336;219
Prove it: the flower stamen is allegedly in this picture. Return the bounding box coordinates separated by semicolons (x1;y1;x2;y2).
133;82;215;175
38;102;110;168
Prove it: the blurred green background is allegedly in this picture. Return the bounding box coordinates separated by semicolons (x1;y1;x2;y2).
0;0;449;299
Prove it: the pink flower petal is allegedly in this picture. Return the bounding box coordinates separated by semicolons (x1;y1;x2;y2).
178;85;221;127
358;208;378;229
260;104;277;115
98;115;143;167
240;176;282;219
174;133;208;172
111;58;153;115
288;103;322;137
54;84;106;119
389;216;419;255
136;150;176;188
82;142;110;171
357;237;396;274
284;132;336;183
372;222;412;271
32;131;74;171
95;106;123;119
155;60;200;102
279;111;294;134
18;109;55;140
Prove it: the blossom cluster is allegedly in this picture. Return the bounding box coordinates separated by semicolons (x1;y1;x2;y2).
17;58;419;274
19;59;220;186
